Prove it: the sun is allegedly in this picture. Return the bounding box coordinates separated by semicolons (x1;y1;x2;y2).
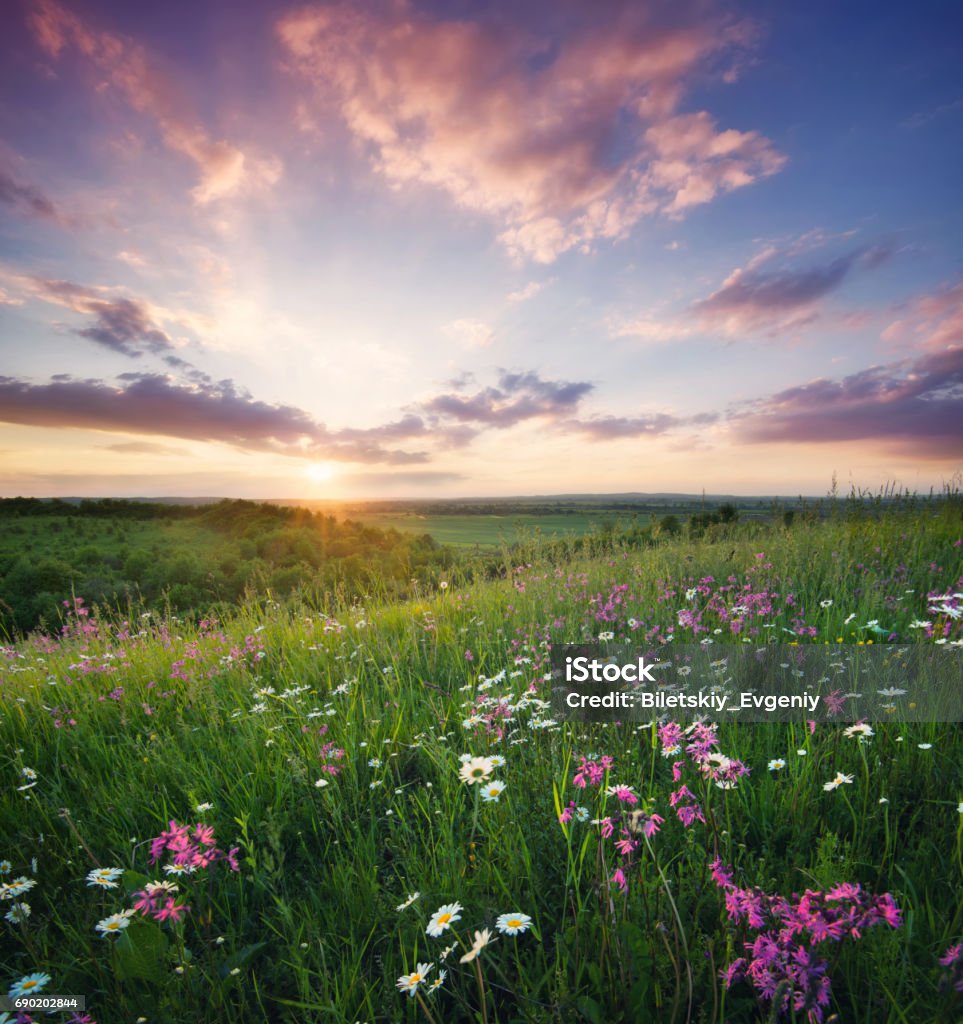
304;462;336;483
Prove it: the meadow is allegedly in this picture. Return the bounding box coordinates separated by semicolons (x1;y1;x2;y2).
1;498;962;1023
0;499;453;636
342;511;631;548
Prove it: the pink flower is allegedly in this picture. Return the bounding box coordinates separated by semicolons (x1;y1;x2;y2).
154;898;189;923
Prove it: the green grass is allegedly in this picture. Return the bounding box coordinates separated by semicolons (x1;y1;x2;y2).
1;504;961;1023
348;511;642;547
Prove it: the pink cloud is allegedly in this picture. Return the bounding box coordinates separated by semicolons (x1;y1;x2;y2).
0;167;73;227
883;281;963;352
26;0;281;204
278;1;783;262
691;243;893;338
731;347;963;458
0;373;427;465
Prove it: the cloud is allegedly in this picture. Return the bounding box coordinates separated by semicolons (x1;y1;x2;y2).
691;243;894;338
507;280;549;303
610;317;693;343
0;169;70;226
101;441;188;455
26;0;281;204
643;111;785;215
414;367;705;444
0;373;427;464
14;277;176;357
442;319;495;348
882;280;963;352
567;412;683;439
730;347;963;458
278;0;783;262
421;369;593;426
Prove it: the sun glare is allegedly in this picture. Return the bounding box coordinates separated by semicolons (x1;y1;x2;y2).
305;463;336;483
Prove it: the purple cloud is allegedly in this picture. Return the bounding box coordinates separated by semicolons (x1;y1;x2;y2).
731;347;963;457
692;244;894;337
0;169;68;226
0;374;428;464
422;370;593;426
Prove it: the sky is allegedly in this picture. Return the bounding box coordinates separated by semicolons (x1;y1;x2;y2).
0;0;961;499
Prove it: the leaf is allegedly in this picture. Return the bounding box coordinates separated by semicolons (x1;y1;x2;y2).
218;941;268;980
576;995;605;1023
122;870;151;895
113;918;169;983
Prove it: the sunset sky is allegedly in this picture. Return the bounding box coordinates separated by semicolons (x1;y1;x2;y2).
0;0;961;499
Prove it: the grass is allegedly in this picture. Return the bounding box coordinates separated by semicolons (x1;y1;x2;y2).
347;511;640;547
0;502;961;1023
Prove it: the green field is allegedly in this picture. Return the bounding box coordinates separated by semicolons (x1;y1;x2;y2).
348;511;642;547
1;498;961;1022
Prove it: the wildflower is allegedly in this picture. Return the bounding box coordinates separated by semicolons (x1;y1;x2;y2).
195;802;213;812
426;902;463;937
918;743;933;750
958;802;963;814
20;768;37;780
367;758;383;768
496;912;532;935
481;779;506;803
8;972;51;998
1;877;36;899
427;969;447;992
598;632;614;641
96;911;134;937
796;749;807;756
459;928;494;963
459;757;495;785
843;723;874;739
396;962;433;997
820;599;833;608
86;867;124;889
396;892;420;911
767;759;786;771
876;687;907;697
823;772;854;791
940;944;963;993
314;779;329;788
0;861;11;874
605;784;639;805
4;901;30;924
488;755;506;768
163;863;195;876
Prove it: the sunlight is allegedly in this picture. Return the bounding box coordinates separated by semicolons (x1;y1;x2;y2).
304;462;337;483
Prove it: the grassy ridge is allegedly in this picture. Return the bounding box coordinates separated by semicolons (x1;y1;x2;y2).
1;503;961;1022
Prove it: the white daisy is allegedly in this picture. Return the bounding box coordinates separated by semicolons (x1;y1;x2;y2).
495;912;532;935
396;962;433;998
481;780;506;803
426;902;463;937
